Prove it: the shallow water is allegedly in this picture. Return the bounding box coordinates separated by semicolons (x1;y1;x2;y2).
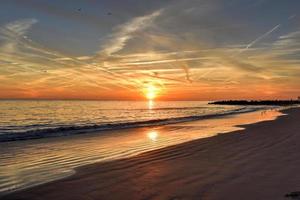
0;107;283;194
0;100;246;141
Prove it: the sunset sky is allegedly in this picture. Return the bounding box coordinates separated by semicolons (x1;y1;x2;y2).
0;0;299;100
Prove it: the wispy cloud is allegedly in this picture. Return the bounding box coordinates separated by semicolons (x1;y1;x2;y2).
0;18;38;52
272;30;300;58
99;9;163;56
239;24;281;54
120;57;210;66
5;18;38;36
288;14;296;20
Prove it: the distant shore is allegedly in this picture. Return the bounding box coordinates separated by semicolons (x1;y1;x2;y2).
2;108;300;200
209;100;300;106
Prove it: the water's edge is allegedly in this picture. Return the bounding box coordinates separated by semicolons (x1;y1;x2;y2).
0;107;260;142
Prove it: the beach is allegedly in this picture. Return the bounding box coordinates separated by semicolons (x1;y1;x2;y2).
2;107;299;200
1;0;300;199
0;102;280;194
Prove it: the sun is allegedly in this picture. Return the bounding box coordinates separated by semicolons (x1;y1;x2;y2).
145;84;157;100
142;83;162;100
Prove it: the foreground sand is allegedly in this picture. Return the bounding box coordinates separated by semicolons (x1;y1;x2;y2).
2;108;300;200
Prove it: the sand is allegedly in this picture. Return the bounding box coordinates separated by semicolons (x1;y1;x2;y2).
2;108;300;200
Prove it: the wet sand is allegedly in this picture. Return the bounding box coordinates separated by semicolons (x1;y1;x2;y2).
2;108;300;200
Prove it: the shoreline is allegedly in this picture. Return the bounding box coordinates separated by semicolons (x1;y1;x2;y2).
0;106;260;143
2;108;299;200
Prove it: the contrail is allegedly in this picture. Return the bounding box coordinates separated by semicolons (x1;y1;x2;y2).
288;14;296;20
239;24;281;54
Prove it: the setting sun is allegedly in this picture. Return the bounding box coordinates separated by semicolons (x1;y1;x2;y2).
145;85;158;100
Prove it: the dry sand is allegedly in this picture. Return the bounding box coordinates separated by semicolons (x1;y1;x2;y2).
2;108;300;200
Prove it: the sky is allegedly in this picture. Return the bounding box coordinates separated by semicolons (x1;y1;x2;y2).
0;0;299;100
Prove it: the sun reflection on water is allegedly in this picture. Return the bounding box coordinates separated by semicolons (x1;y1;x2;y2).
148;100;154;110
147;130;158;141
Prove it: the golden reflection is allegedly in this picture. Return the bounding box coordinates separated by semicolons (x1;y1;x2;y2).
147;130;158;141
148;99;154;110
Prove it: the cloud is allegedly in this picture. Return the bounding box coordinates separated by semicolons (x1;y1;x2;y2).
53;57;73;61
5;18;38;36
276;31;300;46
271;30;300;60
120;57;210;66
77;56;92;60
99;9;163;56
288;14;296;20
239;24;281;54
0;18;38;53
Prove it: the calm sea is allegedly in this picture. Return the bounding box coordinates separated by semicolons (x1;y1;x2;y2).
0;100;247;142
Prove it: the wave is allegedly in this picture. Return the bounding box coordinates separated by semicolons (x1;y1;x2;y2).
0;107;260;142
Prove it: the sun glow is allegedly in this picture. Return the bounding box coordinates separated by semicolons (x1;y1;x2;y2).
144;84;160;100
147;130;158;141
146;85;157;100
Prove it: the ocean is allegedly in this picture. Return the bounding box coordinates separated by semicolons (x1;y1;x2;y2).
0;100;249;142
0;100;280;194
